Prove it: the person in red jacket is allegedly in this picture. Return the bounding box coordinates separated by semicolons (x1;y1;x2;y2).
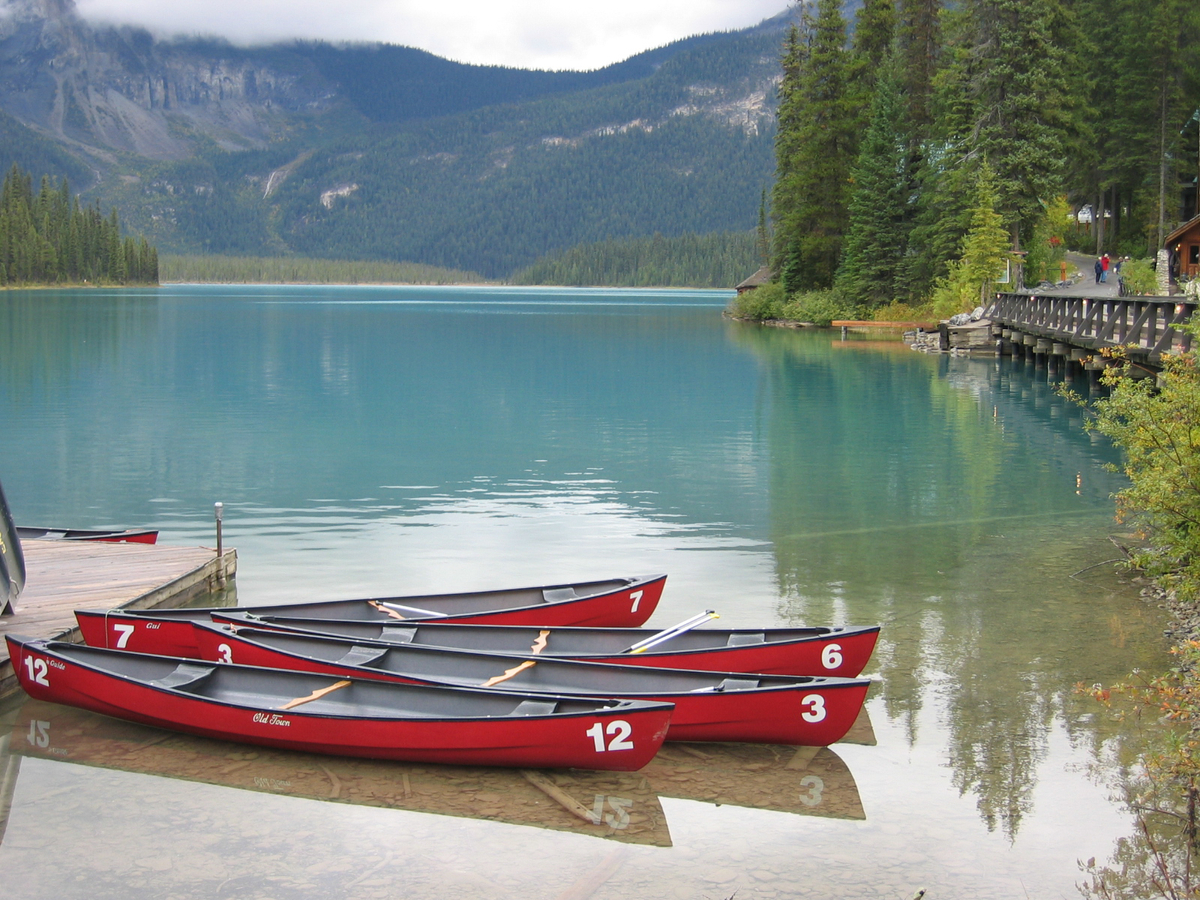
1100;253;1110;283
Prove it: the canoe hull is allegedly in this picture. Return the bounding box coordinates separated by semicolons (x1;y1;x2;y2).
194;625;871;745
6;635;673;771
16;526;159;544
74;574;666;658
210;615;880;678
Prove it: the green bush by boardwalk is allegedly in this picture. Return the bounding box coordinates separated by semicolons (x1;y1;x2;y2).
0;163;158;286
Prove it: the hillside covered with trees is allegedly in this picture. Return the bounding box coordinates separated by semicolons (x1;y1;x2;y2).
0;164;158;286
0;1;786;284
735;0;1200;323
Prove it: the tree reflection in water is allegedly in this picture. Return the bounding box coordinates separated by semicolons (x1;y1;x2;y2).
735;325;1167;841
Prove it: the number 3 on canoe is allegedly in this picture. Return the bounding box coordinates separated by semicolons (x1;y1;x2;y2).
586;720;635;752
800;694;826;722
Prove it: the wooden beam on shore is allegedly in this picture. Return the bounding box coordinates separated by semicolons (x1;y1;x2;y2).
832;320;940;330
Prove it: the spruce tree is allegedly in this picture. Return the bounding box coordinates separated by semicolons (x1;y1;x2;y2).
932;162;1011;315
966;0;1074;247
835;59;912;309
772;0;857;292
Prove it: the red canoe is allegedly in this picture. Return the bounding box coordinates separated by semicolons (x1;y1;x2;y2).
16;526;159;544
192;623;872;745
5;634;673;770
206;614;880;677
74;574;666;658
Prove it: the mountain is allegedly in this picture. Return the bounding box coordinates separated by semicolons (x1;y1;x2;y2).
0;0;788;277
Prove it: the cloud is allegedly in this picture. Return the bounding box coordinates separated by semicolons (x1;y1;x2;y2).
72;0;787;70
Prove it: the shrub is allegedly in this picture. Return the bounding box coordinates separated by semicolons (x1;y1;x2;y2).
727;280;788;319
780;288;850;327
1087;321;1200;598
1120;258;1158;295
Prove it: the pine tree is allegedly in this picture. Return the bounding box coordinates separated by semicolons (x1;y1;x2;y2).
835;59;913;309
772;0;857;292
966;0;1074;248
931;162;1011;315
847;0;898;133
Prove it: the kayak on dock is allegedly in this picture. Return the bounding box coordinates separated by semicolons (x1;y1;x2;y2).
74;574;667;656
192;623;872;745
5;634;673;771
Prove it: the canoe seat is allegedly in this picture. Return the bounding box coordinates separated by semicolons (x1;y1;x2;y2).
336;645;388;667
542;588;577;602
151;663;215;690
716;677;760;692
510;700;558;716
726;632;765;647
378;627;417;644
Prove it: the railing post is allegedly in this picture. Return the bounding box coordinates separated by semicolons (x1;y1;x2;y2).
214;502;225;588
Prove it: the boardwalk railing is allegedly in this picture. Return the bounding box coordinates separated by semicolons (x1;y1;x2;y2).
988;292;1198;364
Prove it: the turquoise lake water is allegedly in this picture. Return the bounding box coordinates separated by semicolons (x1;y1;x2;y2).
0;285;1173;899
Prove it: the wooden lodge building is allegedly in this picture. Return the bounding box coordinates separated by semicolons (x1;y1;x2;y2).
1166;214;1200;281
735;266;772;295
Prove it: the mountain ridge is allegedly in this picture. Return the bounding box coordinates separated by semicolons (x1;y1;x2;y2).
0;0;790;277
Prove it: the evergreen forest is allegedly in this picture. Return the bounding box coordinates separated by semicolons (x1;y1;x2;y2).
159;255;479;285
0;164;158;286
511;231;760;288
738;0;1200;323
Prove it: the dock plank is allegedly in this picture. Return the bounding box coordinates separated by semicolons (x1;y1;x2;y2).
0;541;236;699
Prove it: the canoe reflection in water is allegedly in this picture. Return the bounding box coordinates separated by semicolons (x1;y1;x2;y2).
2;700;870;847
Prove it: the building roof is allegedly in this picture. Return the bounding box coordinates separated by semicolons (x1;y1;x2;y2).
1165;213;1200;246
735;266;772;291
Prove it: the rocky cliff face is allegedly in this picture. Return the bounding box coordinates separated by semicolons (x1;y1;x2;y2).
0;0;335;160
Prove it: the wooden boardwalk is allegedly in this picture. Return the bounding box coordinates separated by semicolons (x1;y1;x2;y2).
0;541;236;699
989;292;1196;365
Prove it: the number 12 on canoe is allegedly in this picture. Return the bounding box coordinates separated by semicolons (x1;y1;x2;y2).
587;720;636;752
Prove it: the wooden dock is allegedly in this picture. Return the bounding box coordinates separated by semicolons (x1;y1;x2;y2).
0;541;236;699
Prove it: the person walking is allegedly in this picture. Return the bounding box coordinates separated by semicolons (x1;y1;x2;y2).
1095;258;1103;283
1101;253;1110;283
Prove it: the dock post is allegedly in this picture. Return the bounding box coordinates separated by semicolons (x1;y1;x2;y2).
214;502;225;587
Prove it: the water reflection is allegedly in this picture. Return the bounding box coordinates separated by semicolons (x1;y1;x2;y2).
735;327;1164;838
0;697;869;858
3;699;671;846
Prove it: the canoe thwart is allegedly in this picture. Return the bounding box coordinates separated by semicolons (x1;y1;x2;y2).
379;627;418;643
511;699;558;716
717;677;761;692
727;632;766;647
337;645;388;667
150;663;215;690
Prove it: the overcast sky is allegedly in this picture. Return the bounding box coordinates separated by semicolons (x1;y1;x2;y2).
71;1;790;71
